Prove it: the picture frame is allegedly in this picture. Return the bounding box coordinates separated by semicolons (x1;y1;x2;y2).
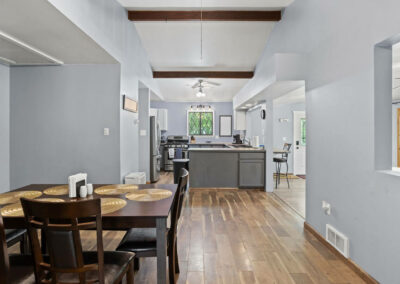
122;95;138;113
219;115;232;137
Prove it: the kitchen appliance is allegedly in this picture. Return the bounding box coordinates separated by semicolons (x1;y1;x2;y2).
150;116;161;182
233;134;242;144
163;135;189;171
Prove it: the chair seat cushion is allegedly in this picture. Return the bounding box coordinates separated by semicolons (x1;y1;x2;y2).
5;229;26;245
9;252;134;284
8;254;35;284
273;157;287;163
117;228;159;254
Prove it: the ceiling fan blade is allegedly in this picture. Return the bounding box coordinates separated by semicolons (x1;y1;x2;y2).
202;80;221;86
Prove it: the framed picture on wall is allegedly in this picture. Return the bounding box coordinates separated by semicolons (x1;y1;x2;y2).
122;95;138;113
219;115;232;137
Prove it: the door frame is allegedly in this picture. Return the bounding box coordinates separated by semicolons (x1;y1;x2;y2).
397;108;400;167
293;111;306;175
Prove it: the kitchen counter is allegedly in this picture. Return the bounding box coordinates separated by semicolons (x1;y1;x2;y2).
189;143;265;152
188;145;266;189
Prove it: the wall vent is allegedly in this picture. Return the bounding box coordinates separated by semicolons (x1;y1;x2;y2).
326;224;349;258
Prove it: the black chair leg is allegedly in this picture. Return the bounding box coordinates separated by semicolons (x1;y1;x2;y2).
175;243;180;273
286;161;290;188
278;163;281;185
275;162;278;189
134;257;140;271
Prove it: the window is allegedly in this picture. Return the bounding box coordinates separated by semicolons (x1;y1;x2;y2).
188;111;214;136
300;118;306;146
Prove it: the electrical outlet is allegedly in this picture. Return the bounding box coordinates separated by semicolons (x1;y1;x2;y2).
103;128;110;136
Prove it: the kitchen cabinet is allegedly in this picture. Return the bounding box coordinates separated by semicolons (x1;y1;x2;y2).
150;108;158;117
234;110;246;131
239;153;265;188
157;109;168;131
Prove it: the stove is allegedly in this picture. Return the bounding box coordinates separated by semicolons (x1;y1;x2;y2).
163;136;189;171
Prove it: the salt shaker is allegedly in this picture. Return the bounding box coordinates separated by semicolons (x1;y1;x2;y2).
79;185;88;198
87;184;93;195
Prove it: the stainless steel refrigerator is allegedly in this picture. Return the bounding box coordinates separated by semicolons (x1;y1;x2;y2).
150;116;161;182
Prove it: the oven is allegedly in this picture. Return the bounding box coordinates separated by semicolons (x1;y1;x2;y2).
163;136;189;171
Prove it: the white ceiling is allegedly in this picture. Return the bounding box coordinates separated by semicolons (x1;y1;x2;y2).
0;0;117;65
273;86;305;105
117;0;294;10
155;78;249;102
117;0;293;102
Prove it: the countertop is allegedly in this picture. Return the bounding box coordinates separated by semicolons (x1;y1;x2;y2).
188;142;265;152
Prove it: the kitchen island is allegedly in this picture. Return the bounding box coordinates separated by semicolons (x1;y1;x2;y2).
188;143;266;188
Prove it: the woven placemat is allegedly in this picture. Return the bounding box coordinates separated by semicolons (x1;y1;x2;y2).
0;191;43;205
95;184;139;195
125;189;172;202
43;185;69;196
0;198;65;217
101;198;127;214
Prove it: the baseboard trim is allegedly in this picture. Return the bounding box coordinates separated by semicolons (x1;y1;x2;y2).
304;222;379;284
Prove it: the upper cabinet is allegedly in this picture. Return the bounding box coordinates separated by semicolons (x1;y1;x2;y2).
234;111;246;131
157;109;168;131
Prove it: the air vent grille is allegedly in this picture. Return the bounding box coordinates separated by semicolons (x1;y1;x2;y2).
326;224;349;258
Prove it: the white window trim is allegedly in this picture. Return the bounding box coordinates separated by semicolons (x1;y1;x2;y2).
187;109;215;137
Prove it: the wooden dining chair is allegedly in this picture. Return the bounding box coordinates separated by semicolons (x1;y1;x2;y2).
116;168;189;284
20;198;135;284
5;228;28;254
0;214;35;283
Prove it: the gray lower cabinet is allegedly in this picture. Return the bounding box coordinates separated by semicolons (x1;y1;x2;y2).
239;159;265;188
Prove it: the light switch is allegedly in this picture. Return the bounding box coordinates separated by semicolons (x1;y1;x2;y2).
104;128;110;136
140;129;147;136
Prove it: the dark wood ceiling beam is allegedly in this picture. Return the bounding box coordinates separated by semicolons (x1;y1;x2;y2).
153;71;254;79
128;10;281;22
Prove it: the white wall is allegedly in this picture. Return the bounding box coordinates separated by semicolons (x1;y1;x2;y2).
392;104;399;167
0;64;10;192
233;0;400;282
48;0;162;181
10;65;121;188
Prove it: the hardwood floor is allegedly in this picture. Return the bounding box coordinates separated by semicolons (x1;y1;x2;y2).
274;177;306;218
8;173;366;283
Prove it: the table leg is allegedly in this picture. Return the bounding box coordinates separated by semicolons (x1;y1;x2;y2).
156;218;168;284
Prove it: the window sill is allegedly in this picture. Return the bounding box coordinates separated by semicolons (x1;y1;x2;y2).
377;167;400;177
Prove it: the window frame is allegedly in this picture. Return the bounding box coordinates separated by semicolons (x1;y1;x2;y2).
187;109;215;137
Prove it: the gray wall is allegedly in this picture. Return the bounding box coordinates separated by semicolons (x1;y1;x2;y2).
233;0;400;282
10;65;120;189
150;101;238;143
273;102;305;173
138;88;150;180
392;104;398;167
0;64;10;193
48;0;161;181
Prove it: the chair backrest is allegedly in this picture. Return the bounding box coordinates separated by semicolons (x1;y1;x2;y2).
282;143;292;159
21;198;105;284
0;215;10;284
170;168;189;240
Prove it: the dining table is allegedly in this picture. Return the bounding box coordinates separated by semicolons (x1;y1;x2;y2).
1;183;177;284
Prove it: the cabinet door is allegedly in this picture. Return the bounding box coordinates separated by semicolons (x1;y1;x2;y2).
239;160;265;188
234;111;246;130
158;109;168;131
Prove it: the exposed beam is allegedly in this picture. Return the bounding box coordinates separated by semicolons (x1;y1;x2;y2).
128;10;281;22
153;71;254;79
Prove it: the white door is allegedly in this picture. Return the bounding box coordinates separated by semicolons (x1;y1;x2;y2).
293;111;306;175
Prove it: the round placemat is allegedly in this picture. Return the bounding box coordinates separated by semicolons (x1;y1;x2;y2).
101;198;127;214
0;191;43;205
95;184;139;195
125;189;172;202
0;198;65;217
43;185;69;196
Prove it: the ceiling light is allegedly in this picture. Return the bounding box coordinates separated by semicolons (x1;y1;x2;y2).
245;103;253;107
0;56;16;65
0;30;64;65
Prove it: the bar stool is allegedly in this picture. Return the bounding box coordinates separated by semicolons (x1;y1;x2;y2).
274;143;292;188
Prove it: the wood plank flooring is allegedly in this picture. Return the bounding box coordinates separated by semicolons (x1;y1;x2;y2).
8;172;366;283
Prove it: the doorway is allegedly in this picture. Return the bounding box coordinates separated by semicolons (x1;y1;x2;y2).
272;87;306;218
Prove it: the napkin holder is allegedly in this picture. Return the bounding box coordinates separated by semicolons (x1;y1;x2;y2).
68;173;87;198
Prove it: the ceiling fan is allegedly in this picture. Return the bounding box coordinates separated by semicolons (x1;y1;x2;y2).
190;79;221;98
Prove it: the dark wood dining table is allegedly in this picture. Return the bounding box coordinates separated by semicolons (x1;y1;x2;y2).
1;183;177;284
